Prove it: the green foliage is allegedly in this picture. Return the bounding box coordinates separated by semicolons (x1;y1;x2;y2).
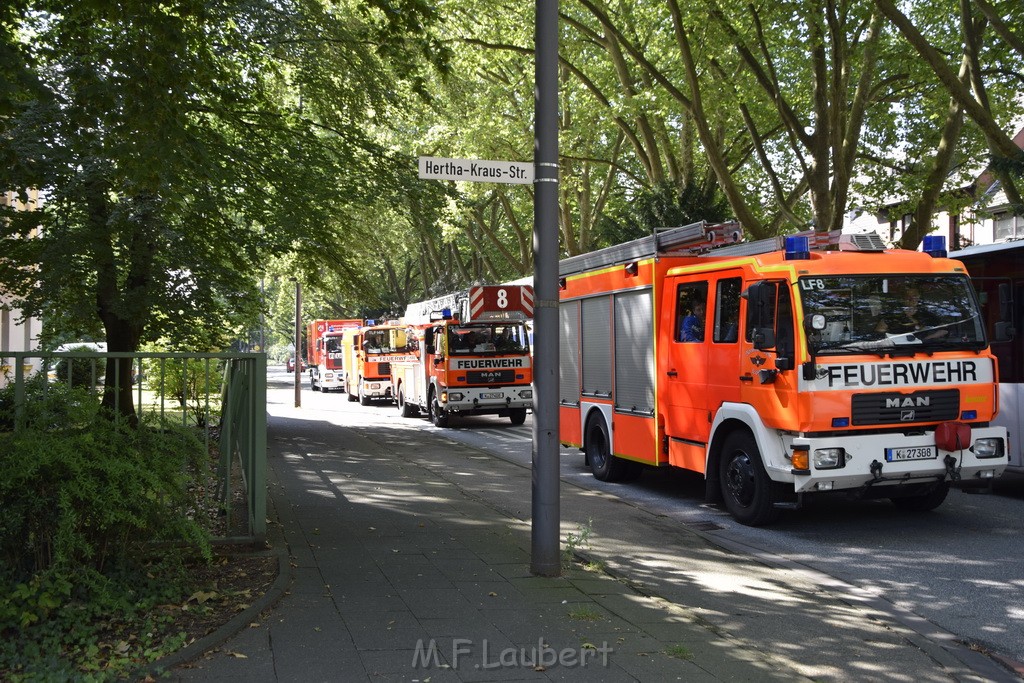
139;355;224;428
597;180;731;248
0;0;448;359
0;382;212;578
0;381;214;679
52;349;106;389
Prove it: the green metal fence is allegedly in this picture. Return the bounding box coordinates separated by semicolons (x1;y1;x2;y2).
0;351;267;544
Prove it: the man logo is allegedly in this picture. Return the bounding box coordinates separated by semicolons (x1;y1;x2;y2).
886;396;931;408
901;410;916;421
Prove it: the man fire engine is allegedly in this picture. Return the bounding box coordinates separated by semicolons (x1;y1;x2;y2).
306;318;361;392
391;285;534;427
558;222;1009;525
339;321;414;405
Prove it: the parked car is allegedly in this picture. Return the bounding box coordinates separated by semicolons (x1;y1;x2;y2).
286;358;306;372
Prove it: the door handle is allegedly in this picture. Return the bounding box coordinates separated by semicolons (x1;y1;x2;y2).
666;369;678;377
739;374;753;382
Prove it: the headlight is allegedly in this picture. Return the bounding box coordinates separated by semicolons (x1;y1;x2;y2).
972;438;1005;459
813;447;846;469
520;389;533;399
447;392;464;402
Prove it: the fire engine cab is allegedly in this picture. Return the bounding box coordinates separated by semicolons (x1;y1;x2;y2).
559;222;1009;525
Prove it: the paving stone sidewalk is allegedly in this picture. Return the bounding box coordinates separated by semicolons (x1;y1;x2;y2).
165;397;1016;682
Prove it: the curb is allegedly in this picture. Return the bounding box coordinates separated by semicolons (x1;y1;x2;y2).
136;503;293;679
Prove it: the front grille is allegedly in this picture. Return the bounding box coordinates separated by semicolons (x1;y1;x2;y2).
467;369;515;385
851;389;959;426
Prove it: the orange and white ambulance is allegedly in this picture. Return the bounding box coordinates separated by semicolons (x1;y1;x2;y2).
339;321;414;405
391;285;534;427
559;222;1009;525
306;318;362;392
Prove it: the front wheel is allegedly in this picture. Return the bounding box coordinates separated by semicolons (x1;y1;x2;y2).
719;431;780;526
359;381;371;406
508;408;527;426
428;388;449;428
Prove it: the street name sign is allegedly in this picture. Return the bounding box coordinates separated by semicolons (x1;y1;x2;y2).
418;156;534;185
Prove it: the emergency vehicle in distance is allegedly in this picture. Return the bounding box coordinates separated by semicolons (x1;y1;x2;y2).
391;285;534;427
339;321;413;405
558;221;1009;525
306;318;361;392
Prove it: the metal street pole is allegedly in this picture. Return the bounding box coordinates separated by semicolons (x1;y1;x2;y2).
531;0;560;577
292;278;302;408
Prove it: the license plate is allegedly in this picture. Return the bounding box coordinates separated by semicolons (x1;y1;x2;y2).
480;392;504;400
885;446;937;462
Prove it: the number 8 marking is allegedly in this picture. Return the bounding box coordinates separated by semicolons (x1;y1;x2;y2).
497;289;508;309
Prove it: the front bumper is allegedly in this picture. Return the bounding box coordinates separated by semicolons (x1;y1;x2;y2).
780;426;1008;494
360;379;393;400
440;385;533;414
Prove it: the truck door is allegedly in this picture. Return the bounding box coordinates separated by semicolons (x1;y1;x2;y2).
662;279;710;463
740;280;798;432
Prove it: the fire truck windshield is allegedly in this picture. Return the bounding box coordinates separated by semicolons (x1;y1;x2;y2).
448;324;530;355
798;274;985;355
363;329;397;354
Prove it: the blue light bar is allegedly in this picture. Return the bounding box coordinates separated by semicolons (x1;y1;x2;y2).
922;235;947;258
441;307;452;320
365;319;376;326
784;235;810;260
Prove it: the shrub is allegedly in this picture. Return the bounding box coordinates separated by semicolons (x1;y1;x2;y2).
0;381;215;679
139;356;223;427
52;346;105;388
0;382;212;578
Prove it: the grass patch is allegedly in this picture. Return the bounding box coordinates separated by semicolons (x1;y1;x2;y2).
567;606;604;622
664;644;694;660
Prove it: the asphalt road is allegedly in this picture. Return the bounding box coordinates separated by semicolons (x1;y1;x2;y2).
273;366;1024;671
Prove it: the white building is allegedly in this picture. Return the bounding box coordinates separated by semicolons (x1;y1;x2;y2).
1;189;43;389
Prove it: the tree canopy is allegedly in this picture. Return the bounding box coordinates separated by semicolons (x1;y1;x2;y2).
2;0;1022;358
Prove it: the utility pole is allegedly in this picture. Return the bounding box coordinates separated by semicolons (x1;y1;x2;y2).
291;278;302;408
531;0;560;577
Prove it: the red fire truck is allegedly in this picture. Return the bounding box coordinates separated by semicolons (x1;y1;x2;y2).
559;222;1008;525
306;318;361;392
391;285;534;427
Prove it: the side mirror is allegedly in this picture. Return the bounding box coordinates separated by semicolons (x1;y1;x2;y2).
752;327;776;350
746;282;776;351
994;321;1015;342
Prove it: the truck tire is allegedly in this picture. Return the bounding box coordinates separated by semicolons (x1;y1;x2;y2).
890;482;950;512
346;381;358;402
719;430;780;526
585;414;633;482
312;375;320;392
397;388;418;418
359;382;371;406
428;388;449;427
508;408;527;426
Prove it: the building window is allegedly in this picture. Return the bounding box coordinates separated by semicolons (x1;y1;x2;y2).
994;212;1024;241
